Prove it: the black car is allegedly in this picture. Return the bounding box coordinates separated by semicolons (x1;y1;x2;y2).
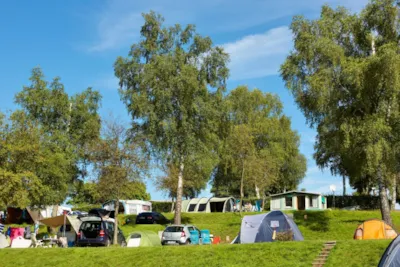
76;216;126;247
136;212;170;224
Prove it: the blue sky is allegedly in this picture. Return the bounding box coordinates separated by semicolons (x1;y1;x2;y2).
0;0;370;200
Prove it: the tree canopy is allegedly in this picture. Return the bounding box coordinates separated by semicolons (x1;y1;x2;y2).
115;11;229;224
281;0;400;225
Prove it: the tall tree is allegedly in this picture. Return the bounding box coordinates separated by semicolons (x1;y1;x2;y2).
115;11;229;224
281;0;400;225
14;67;102;207
212;86;306;202
91;118;148;245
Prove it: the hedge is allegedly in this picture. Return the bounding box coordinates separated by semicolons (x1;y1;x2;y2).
325;195;381;210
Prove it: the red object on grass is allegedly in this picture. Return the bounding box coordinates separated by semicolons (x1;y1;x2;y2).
212;236;221;244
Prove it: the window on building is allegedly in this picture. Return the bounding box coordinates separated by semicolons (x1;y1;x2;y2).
285;197;292;207
310;196;318;207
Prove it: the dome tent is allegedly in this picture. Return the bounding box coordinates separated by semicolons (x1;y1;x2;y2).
378;234;400;267
354;219;397;240
237;211;304;244
127;231;161;247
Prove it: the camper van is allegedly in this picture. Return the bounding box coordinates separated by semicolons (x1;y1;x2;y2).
102;200;152;215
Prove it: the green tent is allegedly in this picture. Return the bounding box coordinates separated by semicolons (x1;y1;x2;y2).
127;230;161;247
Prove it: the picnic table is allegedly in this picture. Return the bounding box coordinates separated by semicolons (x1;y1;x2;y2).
40;238;59;247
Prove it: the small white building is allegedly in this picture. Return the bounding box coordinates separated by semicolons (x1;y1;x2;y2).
102;200;152;215
270;191;327;211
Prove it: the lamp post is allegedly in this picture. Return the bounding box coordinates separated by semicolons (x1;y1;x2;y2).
330;185;336;209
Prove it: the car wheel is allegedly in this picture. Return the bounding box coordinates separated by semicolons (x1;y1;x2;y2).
161;242;166;246
180;239;190;245
121;241;127;247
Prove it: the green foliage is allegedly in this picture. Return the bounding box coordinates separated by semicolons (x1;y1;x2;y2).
212;86;306;198
151;201;173;213
324;195;381;210
1;67;102;207
281;0;400;224
115;11;229;223
91;118;149;203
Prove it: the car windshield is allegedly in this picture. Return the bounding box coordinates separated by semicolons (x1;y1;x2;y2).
165;226;183;232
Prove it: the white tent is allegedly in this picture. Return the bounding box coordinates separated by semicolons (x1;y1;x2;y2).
179;197;235;213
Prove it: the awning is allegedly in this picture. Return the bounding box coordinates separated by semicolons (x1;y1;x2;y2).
39;215;81;234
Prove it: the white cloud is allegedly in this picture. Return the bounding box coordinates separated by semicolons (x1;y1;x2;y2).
86;0;369;52
222;26;292;80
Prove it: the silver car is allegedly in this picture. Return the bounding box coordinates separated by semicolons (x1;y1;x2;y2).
161;225;200;245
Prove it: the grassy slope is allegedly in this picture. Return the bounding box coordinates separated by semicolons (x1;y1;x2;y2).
324;240;391;267
0;242;323;267
2;210;399;267
120;210;400;242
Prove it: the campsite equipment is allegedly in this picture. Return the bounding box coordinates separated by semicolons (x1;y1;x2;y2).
9;228;25;242
353;219;397;240
378;234;400;266
201;230;211;245
127;231;161;247
212;236;221;244
190;230;200;245
10;236;31;248
40;215;82;245
0;233;9;248
234;211;304;244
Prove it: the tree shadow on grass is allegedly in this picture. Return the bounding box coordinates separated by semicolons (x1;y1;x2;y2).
342;219;364;224
293;211;331;232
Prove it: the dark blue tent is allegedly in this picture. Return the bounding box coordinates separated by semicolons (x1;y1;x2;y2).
378;234;400;267
238;211;303;243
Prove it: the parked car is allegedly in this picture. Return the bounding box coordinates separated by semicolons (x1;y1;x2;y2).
76;216;126;247
136;212;170;224
161;225;201;245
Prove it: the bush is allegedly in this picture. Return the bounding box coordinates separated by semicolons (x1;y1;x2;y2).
324;195;380;210
151;201;172;212
71;203;101;212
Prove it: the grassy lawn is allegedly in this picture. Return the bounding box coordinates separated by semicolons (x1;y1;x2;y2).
119;210;400;242
0;241;324;267
2;210;398;266
324;240;390;267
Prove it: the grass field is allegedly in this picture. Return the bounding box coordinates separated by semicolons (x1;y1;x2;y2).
0;241;324;267
1;210;399;266
119;210;400;242
324;240;391;267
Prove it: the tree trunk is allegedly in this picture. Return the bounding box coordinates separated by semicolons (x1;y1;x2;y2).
49;205;59;234
391;175;397;211
342;176;346;196
255;184;260;199
174;160;184;224
170;197;175;213
378;170;393;226
240;161;245;216
113;199;119;246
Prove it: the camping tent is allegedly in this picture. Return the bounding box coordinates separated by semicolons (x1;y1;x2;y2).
127;231;161;247
237;211;304;244
378;234;400;267
180;197;235;213
354;219;397;240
